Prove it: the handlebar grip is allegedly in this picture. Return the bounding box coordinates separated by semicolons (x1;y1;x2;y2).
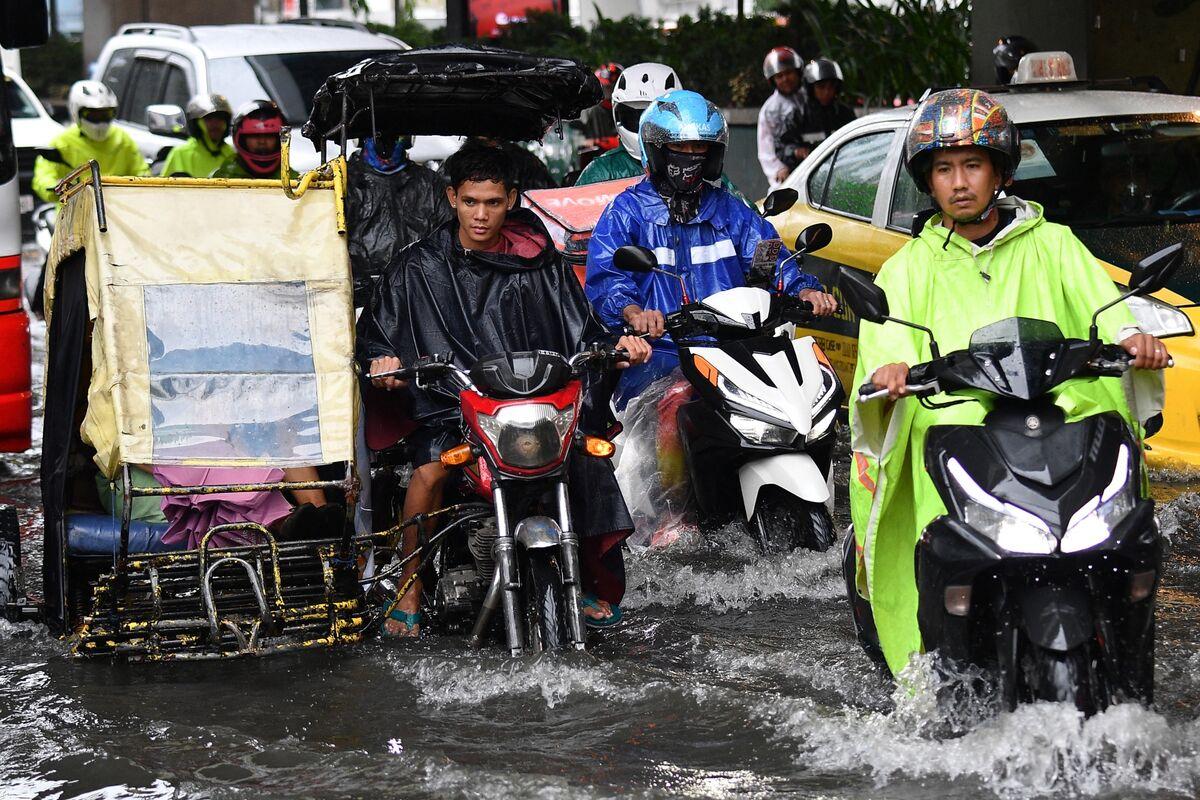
857;381;879;398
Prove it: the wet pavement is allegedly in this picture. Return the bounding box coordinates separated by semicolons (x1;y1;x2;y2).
5;310;1200;799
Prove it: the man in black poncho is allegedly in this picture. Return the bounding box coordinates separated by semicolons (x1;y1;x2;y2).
361;145;651;638
346;132;452;307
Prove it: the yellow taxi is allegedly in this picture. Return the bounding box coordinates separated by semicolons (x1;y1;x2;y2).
771;53;1200;470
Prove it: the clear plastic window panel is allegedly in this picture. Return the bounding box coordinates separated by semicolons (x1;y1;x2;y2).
144;282;322;464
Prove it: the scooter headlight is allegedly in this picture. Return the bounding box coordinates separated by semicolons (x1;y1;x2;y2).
729;412;797;445
1061;445;1134;553
947;458;1057;554
476;403;576;469
717;373;790;425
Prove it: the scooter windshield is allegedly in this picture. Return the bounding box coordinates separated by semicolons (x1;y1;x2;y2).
967;317;1068;400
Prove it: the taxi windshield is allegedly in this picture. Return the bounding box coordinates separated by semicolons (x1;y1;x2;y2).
1013;114;1200;227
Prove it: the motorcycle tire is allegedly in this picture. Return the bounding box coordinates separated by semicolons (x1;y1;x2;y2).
1021;643;1111;716
0;505;19;610
841;530;886;665
520;550;569;653
751;488;836;554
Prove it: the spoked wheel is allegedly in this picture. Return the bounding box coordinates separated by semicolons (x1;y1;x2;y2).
520;549;570;653
751;487;836;554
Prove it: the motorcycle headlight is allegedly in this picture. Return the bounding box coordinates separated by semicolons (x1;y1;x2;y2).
476;403;576;469
947;458;1057;554
729;412;796;445
717;373;790;424
1061;445;1134;553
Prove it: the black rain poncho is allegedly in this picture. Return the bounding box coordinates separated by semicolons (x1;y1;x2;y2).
345;153;452;305
359;208;631;545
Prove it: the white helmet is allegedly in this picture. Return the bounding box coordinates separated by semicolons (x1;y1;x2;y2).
610;62;682;159
69;80;119;142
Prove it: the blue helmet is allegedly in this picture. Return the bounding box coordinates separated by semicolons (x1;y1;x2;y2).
638;89;729;182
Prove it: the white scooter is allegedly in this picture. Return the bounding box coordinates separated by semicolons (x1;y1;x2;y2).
612;221;843;553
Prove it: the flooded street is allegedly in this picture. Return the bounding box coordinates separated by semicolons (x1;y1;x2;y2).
5;309;1200;799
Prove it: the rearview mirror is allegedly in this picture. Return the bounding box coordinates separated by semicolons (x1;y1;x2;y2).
837;266;889;323
614;245;657;273
146;104;186;138
761;188;798;218
794;223;833;255
0;0;49;48
1127;242;1183;296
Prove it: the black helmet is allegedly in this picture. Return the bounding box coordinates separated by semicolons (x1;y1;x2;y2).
993;35;1038;84
802;58;843;88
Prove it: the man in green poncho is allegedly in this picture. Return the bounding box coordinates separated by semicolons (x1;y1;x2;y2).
849;89;1171;676
160;93;235;178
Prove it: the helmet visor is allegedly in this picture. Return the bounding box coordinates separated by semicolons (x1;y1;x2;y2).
80;108;116;124
615;103;646;133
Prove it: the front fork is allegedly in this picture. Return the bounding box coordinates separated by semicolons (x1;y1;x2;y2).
491;481;589;656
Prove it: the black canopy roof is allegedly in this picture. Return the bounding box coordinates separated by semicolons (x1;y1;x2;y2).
302;45;602;145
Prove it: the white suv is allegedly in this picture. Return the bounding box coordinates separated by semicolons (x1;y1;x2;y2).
92;20;443;172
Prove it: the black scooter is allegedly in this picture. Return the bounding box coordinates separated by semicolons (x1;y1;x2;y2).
838;243;1191;714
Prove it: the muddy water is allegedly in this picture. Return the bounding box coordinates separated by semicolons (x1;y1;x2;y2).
5;313;1200;799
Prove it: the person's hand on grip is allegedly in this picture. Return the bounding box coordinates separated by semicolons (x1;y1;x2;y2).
615;334;652;367
369;355;407;390
799;288;839;316
870;362;911;401
1120;333;1171;370
622;304;665;338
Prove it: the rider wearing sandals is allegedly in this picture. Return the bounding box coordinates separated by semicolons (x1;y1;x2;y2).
360;145;652;637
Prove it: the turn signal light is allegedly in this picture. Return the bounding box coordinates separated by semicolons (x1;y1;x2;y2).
1129;569;1156;603
693;354;719;386
439;443;476;468
944;585;972;617
582;435;615;458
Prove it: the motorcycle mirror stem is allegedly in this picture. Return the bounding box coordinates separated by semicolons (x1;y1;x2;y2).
837;265;942;358
1088;242;1185;344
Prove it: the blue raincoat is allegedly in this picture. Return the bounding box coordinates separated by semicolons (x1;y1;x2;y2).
585;178;822;401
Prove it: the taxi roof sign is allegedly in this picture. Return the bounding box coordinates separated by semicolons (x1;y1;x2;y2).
1012;51;1078;85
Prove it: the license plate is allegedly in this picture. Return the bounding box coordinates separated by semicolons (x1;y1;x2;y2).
19;194;33;214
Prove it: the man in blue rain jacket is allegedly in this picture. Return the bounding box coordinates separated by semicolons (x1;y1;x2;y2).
585;90;838;405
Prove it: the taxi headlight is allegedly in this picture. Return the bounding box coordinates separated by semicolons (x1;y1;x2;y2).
476;403;576;468
1125;295;1194;339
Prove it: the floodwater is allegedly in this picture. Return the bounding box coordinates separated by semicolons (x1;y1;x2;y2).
6;317;1200;799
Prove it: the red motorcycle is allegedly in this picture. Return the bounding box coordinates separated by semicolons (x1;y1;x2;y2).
369;346;626;655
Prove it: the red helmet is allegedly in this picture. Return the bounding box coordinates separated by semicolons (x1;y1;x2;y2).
763;46;802;80
232;100;284;177
594;62;623;109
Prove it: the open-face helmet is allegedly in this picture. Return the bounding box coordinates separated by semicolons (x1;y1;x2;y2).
68;80;119;142
639;89;728;191
762;46;802;80
802;58;843;88
611;62;682;160
231;100;284;177
185;93;233;154
993;35;1038;84
903;88;1020;195
594;62;623;109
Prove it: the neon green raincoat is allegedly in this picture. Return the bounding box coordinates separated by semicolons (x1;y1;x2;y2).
849;197;1164;675
32;124;149;202
160;129;234;178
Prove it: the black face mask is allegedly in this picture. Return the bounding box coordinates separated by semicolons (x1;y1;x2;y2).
662;149;707;194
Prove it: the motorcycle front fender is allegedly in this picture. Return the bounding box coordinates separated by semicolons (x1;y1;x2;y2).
738;453;829;520
513;515;563;550
1019;583;1094;653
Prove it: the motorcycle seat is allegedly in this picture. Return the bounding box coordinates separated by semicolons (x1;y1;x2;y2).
66;513;183;555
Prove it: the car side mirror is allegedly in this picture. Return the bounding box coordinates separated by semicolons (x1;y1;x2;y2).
1128;242;1183;296
146;104;186;138
837;266;889;323
761;187;798;218
614;245;657;273
794;222;833;255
